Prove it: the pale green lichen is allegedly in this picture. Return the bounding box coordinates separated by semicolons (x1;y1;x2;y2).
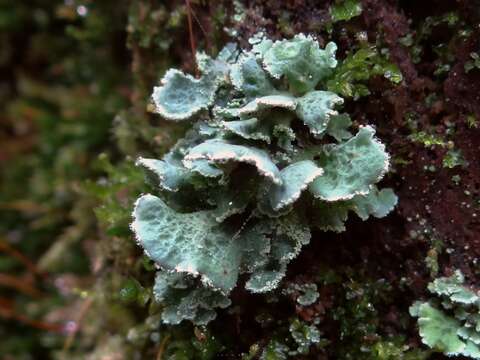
442;149;465;169
152;69;217;121
184;140;283;185
230;54;276;97
284;283;320;306
258;160;323;214
308;126;390;201
259;340;289;360
410;271;480;358
153;271;231;325
289;319;322;355
261;34;337;94
151;51;233;121
132;194;241;292
131;33;397;324
296;90;344;137
257;319;323;359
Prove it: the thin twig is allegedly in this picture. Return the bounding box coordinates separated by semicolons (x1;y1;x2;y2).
62;297;94;353
0;273;42;298
0;238;46;278
190;4;208;39
156;334;171;360
0;200;46;213
0;297;63;332
185;0;198;76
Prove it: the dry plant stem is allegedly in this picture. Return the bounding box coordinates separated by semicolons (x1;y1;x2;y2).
0;238;46;278
0;273;43;298
185;0;198;76
0;200;46;213
192;2;209;49
62;297;94;353
156;334;171;360
0;296;63;332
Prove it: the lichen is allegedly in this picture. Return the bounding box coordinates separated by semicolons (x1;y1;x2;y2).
410;271;480;358
131;33;397;324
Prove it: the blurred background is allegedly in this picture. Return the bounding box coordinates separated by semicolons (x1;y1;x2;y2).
0;0;199;358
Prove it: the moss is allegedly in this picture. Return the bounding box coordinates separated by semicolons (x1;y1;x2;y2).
316;268;430;359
